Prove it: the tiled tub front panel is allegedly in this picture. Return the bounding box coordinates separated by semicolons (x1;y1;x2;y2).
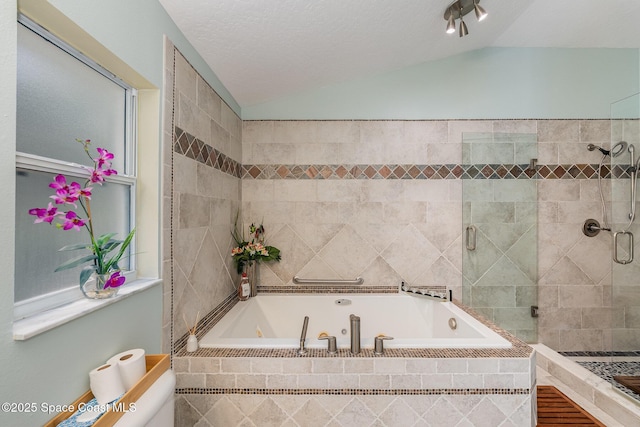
174;354;535;426
176;392;532;426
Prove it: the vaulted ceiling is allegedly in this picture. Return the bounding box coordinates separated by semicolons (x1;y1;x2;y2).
158;0;640;107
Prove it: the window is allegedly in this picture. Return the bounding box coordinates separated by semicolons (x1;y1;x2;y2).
14;15;137;318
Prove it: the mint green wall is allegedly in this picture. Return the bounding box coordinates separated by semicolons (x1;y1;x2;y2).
0;0;186;424
50;0;240;114
243;47;640;120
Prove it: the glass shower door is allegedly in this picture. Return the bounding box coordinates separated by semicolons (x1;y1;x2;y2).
609;93;640;398
461;132;538;343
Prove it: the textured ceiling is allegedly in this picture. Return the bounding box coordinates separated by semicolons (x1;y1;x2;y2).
158;0;640;107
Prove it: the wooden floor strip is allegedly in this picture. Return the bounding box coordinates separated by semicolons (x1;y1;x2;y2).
537;386;605;427
613;375;640;395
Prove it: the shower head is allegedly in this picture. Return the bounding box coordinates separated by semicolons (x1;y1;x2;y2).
612;141;628;157
587;142;628;158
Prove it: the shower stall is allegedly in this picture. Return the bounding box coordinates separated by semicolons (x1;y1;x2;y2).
577;92;640;401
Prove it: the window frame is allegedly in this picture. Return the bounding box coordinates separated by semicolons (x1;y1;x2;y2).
14;14;138;319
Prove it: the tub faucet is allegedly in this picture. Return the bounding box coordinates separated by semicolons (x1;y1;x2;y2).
350;314;361;354
297;316;309;356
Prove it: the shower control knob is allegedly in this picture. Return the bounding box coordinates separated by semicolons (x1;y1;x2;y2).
583;219;604;237
374;335;393;355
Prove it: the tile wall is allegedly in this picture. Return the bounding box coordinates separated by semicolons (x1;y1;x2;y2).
162;40;243;352
240;119;619;352
173;354;534;426
162;40;639;425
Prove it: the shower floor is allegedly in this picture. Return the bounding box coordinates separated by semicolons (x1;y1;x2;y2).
560;351;640;402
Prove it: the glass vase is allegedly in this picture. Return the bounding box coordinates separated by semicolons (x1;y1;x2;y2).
244;262;258;297
81;272;119;299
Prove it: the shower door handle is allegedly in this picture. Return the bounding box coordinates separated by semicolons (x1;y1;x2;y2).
466;225;477;251
613;231;633;264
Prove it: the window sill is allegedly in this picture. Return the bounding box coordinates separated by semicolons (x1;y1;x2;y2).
12;278;162;341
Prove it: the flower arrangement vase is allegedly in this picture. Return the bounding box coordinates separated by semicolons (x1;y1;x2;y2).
81;272;119;299
245;262;258;297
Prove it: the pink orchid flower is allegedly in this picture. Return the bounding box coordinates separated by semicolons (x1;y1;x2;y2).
48;174;69;192
85;165;118;184
28;202;62;224
95;147;115;169
104;271;126;288
61;211;85;231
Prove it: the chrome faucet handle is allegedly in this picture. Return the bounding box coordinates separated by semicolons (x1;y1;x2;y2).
297;316;309;356
318;333;337;355
374;335;394;355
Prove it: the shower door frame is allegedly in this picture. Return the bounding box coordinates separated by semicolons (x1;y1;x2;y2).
610;92;640;355
461;131;538;343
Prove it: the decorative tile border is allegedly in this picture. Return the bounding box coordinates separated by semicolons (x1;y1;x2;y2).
174;126;242;178
174;126;628;180
257;285;399;294
173;293;237;354
242;163;625;180
176;387;531;396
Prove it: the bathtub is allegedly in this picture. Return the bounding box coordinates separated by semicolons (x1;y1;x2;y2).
199;293;511;349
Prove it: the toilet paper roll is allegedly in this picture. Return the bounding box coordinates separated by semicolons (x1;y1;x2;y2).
107;348;146;391
89;363;125;405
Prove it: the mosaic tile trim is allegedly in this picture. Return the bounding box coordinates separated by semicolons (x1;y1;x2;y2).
173;126;241;178
173;293;237;354
576;360;640;401
173;290;533;359
176;388;531;396
560;351;640;357
174;126;626;180
258;285;399;294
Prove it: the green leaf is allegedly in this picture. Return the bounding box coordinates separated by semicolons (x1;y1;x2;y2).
58;243;92;252
54;254;97;272
79;265;95;286
96;232;117;247
104;228;135;271
101;240;122;253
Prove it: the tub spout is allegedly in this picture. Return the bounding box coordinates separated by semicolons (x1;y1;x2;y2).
350;314;361;354
297;316;309;356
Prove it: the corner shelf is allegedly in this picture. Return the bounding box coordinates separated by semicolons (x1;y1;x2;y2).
45;354;169;427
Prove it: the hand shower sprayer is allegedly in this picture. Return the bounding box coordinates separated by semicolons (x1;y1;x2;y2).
587;144;611;156
585;141;636;264
586;142;628;235
587;142;628;158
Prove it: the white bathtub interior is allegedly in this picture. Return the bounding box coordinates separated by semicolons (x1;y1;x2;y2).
199;293;511;349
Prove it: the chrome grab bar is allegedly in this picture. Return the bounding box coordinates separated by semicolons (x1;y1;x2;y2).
613;231;634;265
293;276;364;285
466;225;477;251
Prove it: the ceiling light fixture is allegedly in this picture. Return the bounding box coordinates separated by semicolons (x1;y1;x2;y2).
446;13;456;34
474;0;488;21
443;0;487;37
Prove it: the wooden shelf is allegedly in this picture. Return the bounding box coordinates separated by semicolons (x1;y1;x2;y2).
45;354;169;427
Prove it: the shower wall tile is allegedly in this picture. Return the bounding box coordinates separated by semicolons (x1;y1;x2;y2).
580;120;611;143
558;329;604;352
537;120;580;143
493;120;537;134
558;286;603;308
164;47;242;347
